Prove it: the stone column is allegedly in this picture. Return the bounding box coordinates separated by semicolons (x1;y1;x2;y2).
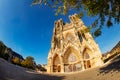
80;51;85;71
47;58;53;73
61;64;64;73
60;55;64;73
47;65;51;73
81;60;85;71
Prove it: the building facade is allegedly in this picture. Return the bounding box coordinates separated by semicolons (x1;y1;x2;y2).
102;41;120;61
0;41;24;62
110;41;120;55
47;14;103;73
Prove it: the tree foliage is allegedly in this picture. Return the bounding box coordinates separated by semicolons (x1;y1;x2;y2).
0;41;36;69
32;0;120;37
21;56;36;69
12;57;20;65
36;64;47;72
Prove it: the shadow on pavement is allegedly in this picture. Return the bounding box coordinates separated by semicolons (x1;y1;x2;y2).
99;54;120;74
0;58;65;80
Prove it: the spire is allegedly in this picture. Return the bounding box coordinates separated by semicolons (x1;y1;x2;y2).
69;14;83;24
54;18;64;34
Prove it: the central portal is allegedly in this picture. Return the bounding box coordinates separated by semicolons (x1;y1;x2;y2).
64;47;82;72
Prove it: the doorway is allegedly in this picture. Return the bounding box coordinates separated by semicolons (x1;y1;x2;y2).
84;60;91;69
57;65;61;72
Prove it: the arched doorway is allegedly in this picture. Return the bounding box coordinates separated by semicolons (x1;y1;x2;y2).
57;65;61;72
53;54;61;72
83;48;91;69
64;47;82;72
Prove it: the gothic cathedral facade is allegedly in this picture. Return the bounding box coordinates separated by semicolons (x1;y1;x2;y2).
47;14;103;73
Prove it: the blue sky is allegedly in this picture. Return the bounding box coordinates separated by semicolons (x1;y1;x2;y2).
0;0;120;64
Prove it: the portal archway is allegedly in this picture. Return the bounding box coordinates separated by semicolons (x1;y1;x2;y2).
53;54;61;72
83;48;92;69
63;47;82;72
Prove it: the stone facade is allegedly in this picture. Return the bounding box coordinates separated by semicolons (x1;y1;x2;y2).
0;41;24;62
110;41;120;55
4;48;24;62
47;14;103;73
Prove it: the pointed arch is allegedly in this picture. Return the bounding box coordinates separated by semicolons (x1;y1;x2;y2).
63;46;82;72
52;53;62;72
53;54;60;65
82;45;93;59
63;46;80;64
83;48;91;59
82;47;93;69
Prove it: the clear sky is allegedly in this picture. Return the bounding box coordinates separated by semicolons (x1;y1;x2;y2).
0;0;120;64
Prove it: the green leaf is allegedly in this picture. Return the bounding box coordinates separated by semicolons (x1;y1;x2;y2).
106;20;113;27
94;27;101;37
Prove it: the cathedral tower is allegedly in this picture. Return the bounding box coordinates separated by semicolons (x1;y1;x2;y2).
47;14;103;73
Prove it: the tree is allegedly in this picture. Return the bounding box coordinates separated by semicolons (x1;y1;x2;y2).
26;56;34;61
21;56;36;69
36;64;47;72
21;60;27;67
32;0;120;37
12;57;20;65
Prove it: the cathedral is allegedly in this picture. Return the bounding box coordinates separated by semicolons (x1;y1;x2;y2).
47;14;103;73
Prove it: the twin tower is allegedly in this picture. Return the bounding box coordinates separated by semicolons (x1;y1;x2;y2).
47;14;103;73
